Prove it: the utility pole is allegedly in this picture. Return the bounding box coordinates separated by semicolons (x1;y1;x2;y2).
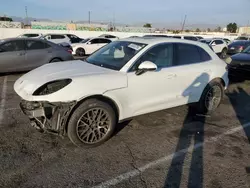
113;12;115;31
25;6;28;25
88;11;91;24
181;15;187;33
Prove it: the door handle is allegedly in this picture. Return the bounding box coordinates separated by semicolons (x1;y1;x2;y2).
166;74;177;79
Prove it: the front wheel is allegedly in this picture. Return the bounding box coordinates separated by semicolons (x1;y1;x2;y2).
67;99;116;147
197;80;224;114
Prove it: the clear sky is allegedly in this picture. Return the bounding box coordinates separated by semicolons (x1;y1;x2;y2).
0;0;249;27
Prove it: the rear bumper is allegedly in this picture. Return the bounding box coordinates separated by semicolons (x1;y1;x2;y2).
20;100;76;135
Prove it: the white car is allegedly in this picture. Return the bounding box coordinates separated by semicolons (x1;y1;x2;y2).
14;38;229;147
99;34;119;41
42;34;83;44
172;35;200;41
72;37;112;56
200;38;228;58
17;33;43;38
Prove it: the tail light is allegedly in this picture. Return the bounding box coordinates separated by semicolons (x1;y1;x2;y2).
66;49;72;54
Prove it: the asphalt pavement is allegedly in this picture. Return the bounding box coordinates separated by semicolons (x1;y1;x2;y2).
0;74;250;188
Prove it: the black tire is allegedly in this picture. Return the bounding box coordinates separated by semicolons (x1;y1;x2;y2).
50;58;61;63
67;99;116;147
76;48;85;57
197;80;224;114
220;48;227;59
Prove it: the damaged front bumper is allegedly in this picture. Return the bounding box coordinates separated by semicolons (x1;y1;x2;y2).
20;100;76;136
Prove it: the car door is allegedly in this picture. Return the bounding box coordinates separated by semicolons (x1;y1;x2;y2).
24;39;52;70
85;39;103;54
126;43;180;116
172;43;212;104
0;40;26;73
212;40;224;53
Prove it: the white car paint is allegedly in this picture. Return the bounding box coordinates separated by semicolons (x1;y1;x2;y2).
201;38;228;54
14;38;229;121
72;37;111;55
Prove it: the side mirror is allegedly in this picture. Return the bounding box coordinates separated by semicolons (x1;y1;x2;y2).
211;42;216;46
86;41;91;45
136;61;157;75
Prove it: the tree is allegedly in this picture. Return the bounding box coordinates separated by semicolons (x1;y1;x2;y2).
143;23;152;28
0;16;13;21
207;28;211;32
195;28;201;32
185;29;190;33
217;26;221;32
227;22;237;33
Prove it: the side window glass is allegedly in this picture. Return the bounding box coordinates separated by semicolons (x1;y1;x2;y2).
197;47;211;62
0;41;24;52
90;39;100;44
215;40;223;45
176;43;201;65
131;44;173;71
26;40;47;50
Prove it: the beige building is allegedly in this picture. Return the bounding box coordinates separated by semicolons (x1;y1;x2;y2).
238;27;250;35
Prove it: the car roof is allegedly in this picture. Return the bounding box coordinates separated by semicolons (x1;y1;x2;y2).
120;37;208;46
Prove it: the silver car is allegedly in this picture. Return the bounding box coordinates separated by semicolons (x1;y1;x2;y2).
0;38;73;73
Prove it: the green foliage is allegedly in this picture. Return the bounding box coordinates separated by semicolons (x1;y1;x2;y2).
227;23;238;33
143;23;152;28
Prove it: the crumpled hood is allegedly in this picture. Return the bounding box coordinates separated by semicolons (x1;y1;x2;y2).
14;60;127;101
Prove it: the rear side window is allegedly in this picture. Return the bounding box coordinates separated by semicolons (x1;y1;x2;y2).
197;47;212;61
0;40;25;52
26;40;50;50
214;40;224;45
51;35;65;39
173;36;181;39
176;43;201;65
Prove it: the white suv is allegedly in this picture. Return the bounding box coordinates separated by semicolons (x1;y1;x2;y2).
200;38;228;58
43;34;83;44
14;38;229;147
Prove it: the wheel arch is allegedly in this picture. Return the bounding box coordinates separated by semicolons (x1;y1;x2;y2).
65;95;120;132
49;57;62;63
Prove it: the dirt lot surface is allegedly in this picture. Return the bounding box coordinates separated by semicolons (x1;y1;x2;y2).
0;74;250;188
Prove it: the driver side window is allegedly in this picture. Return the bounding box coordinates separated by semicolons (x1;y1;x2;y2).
130;43;173;71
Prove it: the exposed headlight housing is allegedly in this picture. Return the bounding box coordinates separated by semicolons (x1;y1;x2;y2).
33;79;72;96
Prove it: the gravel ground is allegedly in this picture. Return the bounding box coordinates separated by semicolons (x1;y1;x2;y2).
0;74;250;188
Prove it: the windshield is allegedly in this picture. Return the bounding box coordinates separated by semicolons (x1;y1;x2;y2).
86;41;147;70
242;45;250;53
81;38;90;43
236;37;248;40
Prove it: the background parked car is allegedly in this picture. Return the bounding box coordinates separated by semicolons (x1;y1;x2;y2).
143;34;169;38
228;45;250;80
214;38;231;45
0;38;73;73
227;40;250;55
99;34;119;41
196;36;204;40
234;36;250;41
72;37;112;56
200;38;228;58
172;35;200;41
42;34;83;44
17;33;43;38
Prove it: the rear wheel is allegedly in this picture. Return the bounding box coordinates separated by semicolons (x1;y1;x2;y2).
197;80;224;114
67;99;116;147
76;48;85;57
50;58;61;63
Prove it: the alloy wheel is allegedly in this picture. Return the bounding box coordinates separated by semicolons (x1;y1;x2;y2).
205;85;222;111
76;108;111;144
